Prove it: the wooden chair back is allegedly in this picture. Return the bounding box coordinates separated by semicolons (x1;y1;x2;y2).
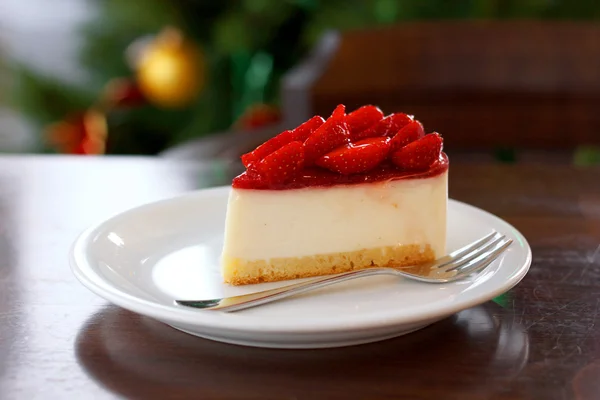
282;21;600;151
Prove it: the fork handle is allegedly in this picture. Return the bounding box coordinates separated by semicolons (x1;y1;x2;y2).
176;268;392;312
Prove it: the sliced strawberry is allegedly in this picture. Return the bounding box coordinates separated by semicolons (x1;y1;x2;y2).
232;171;268;189
331;104;346;119
389;120;425;151
241;130;295;168
385;113;415;136
352;117;388;140
249;141;305;184
316;136;391;175
345;105;384;137
240;116;325;167
391;133;443;171
292;115;326;141
354;112;414;140
304;105;350;164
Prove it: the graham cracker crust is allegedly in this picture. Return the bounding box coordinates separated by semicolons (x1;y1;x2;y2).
222;244;435;285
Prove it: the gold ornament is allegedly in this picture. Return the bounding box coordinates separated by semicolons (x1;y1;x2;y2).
135;27;204;108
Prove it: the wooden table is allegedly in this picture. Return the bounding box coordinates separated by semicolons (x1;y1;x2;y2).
0;155;599;400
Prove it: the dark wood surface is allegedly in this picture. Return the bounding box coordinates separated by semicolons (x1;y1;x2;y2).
1;155;599;399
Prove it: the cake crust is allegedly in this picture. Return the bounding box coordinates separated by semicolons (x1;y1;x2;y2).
222;244;435;285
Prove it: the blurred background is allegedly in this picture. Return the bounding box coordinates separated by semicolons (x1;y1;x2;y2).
1;0;599;165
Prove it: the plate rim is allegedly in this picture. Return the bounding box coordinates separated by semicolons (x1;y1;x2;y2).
70;186;532;334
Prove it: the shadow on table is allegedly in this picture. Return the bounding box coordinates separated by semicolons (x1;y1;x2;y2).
75;303;529;399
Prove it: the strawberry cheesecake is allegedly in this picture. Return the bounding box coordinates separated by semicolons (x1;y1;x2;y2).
221;104;448;285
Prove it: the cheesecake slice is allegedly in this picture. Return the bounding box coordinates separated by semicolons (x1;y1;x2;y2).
221;105;448;285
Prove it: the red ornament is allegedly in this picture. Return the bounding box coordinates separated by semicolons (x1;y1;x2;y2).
234;103;281;131
103;78;146;108
45;110;108;155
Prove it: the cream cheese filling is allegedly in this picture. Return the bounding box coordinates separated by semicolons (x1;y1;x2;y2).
222;171;447;261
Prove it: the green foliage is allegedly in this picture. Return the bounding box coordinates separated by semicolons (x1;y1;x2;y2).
494;147;517;164
10;67;94;126
574;146;600;166
0;47;10;106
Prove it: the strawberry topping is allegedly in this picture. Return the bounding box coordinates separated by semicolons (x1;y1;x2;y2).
241;130;294;168
303;105;350;164
248;141;305;184
232;171;268;189
316;136;391;175
234;104;447;189
345;105;384;137
386;113;415;136
355;112;414;140
331;104;346;119
389;120;425;152
241;116;325;167
292;115;326;141
391;132;443;171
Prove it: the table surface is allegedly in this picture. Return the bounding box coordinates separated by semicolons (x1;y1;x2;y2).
1;155;599;400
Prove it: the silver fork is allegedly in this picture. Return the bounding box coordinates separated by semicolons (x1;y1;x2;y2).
176;231;512;312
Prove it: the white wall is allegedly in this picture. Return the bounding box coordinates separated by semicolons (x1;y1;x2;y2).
0;0;94;152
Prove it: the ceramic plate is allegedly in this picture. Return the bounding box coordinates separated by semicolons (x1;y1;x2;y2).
70;186;531;349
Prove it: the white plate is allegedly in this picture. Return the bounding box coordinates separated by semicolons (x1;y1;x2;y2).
70;186;531;349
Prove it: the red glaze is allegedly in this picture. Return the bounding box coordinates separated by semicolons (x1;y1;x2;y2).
233;152;449;190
